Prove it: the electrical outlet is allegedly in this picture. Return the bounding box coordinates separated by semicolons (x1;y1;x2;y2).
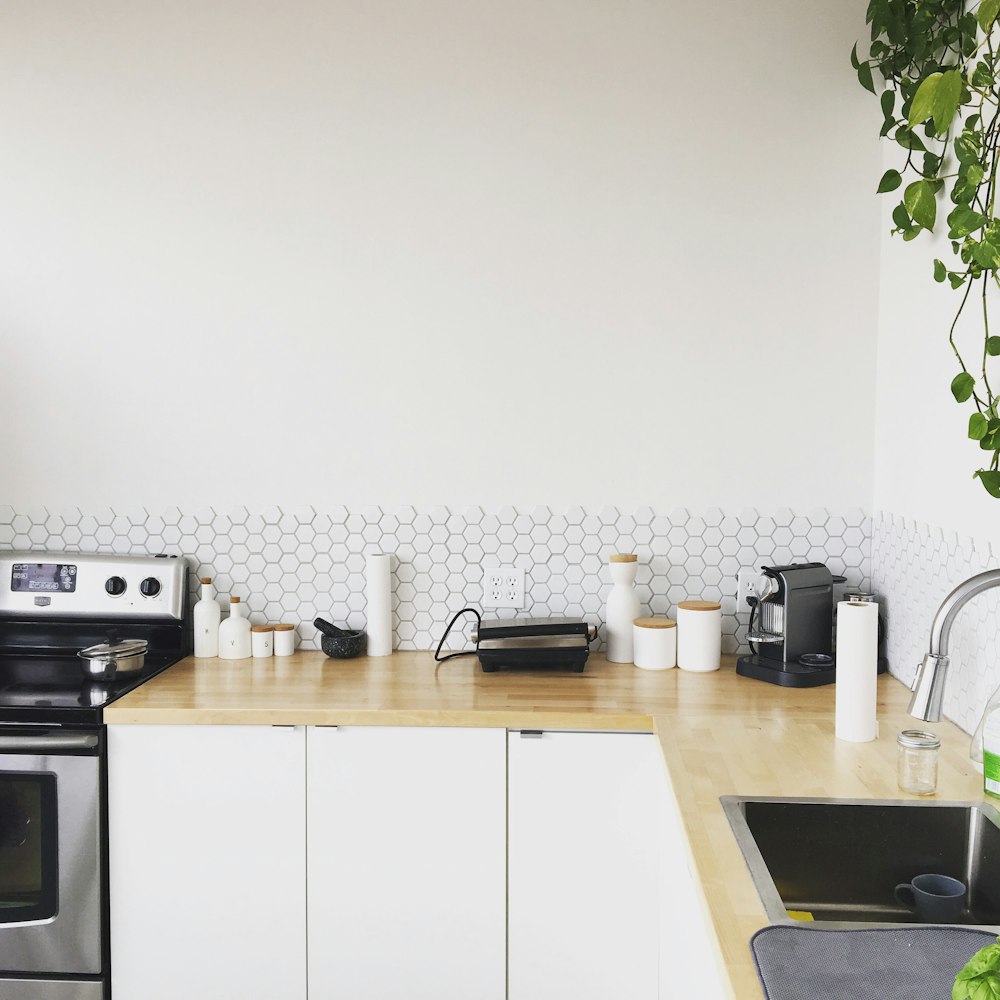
736;568;759;610
481;566;525;609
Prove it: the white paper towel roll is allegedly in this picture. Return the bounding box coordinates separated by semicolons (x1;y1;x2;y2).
365;552;393;657
835;600;879;742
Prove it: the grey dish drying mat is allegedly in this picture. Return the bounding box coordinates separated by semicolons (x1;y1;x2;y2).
750;924;998;1000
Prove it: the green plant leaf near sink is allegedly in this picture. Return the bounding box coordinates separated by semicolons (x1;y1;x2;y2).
854;2;1000;496
954;937;1000;1000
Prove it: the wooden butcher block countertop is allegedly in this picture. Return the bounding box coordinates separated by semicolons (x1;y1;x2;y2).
105;651;986;999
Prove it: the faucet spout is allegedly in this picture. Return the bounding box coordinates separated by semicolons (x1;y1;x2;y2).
908;569;1000;722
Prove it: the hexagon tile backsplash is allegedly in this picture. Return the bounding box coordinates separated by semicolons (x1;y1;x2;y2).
0;504;870;656
872;511;1000;736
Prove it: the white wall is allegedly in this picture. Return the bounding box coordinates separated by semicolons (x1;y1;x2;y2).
0;0;880;510
874;152;1000;546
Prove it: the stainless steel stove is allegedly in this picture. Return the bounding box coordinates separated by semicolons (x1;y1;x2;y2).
0;551;189;998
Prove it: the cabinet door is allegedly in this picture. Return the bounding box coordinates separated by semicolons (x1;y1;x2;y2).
508;730;660;1000
656;759;727;1000
307;726;505;1000
108;725;307;1000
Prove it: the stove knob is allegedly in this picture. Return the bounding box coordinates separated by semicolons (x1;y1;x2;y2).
105;576;127;597
139;577;161;598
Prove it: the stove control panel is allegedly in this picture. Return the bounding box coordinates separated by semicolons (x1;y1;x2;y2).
0;552;187;620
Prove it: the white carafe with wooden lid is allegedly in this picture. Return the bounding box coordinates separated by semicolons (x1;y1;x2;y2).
193;576;221;657
218;596;252;660
605;553;641;663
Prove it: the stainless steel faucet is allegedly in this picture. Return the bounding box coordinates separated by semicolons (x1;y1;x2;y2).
909;569;1000;721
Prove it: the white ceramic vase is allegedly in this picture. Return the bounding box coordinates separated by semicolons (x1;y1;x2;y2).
605;556;640;663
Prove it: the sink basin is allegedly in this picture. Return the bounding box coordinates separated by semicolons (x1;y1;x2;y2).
722;796;1000;928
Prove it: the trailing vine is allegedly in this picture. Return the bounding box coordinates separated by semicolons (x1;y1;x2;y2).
855;0;1000;496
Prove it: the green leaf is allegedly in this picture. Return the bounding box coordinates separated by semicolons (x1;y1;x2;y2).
988;336;1000;356
973;61;996;87
851;41;861;70
909;72;942;128
878;168;902;193
934;259;947;281
974;471;1000;499
880;89;894;120
892;203;911;229
956;132;982;163
950;272;968;289
967;163;987;186
970;413;989;439
953;371;976;402
858;61;875;94
896;127;928;152
924;152;943;175
932;70;963;135
904;179;937;230
972;238;1000;268
979;0;1000;33
948;205;988;239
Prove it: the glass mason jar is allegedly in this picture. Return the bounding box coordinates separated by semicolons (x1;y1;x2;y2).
897;729;941;796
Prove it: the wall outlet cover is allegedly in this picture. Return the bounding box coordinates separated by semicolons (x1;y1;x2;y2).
736;568;760;611
481;566;525;609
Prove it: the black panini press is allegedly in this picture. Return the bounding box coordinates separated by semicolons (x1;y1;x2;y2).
472;617;597;673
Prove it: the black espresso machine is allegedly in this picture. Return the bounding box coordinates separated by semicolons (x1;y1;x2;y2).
736;562;886;687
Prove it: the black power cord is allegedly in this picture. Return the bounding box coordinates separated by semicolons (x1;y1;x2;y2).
434;607;482;663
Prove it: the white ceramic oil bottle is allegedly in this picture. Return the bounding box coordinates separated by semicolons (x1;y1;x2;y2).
605;553;640;663
193;576;221;657
218;595;252;660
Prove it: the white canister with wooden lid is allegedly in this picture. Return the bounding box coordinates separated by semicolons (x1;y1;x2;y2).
273;623;296;656
632;617;676;670
251;625;274;658
676;600;722;672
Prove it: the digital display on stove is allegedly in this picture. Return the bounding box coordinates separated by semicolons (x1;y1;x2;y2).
11;563;77;594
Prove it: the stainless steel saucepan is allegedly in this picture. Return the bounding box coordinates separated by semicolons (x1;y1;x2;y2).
77;639;148;681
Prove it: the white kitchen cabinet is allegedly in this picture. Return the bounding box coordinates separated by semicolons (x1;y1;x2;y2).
655;757;727;1000
307;725;506;1000
508;730;661;1000
108;725;307;1000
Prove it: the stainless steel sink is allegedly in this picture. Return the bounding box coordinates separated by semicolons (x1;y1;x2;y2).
722;796;1000;928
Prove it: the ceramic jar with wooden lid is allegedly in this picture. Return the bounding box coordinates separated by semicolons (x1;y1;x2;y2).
605;553;640;663
632;617;676;671
250;625;274;658
273;623;296;657
676;599;722;672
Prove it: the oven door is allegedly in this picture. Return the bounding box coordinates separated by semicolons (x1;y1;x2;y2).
0;729;101;976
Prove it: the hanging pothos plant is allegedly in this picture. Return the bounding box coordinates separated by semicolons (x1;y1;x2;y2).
855;0;1000;496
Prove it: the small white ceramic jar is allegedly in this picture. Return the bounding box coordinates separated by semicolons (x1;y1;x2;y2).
273;623;296;657
676;600;722;672
251;624;274;658
632;617;676;670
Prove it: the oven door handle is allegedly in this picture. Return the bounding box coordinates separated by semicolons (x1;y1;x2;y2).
0;732;99;752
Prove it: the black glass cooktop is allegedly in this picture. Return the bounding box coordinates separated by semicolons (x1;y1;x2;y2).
0;654;180;724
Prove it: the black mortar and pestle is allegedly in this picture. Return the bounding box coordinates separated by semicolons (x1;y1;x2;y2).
314;617;367;659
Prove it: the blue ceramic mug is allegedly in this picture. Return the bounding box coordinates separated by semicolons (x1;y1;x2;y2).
894;874;966;923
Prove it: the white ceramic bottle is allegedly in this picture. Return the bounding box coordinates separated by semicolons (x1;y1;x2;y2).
605;554;641;663
193;576;222;658
218;596;252;660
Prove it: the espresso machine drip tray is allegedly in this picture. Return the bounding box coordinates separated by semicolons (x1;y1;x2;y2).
737;651;839;687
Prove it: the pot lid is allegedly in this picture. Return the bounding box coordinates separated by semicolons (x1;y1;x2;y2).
77;639;148;659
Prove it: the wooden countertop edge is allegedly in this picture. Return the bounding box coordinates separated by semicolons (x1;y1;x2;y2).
103;706;656;730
